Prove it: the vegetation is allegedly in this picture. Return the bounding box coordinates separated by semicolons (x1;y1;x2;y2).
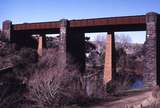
26;49;86;108
0;32;154;108
0;38;86;108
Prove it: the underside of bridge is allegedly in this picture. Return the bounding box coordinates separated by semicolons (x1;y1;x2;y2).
2;12;160;88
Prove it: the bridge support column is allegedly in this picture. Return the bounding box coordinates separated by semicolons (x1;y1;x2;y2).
2;20;12;41
157;14;160;86
104;32;116;85
59;19;85;73
39;34;46;48
37;36;43;56
59;19;68;70
144;12;159;87
36;34;46;56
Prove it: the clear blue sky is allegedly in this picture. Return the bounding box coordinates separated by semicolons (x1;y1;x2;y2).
0;0;160;43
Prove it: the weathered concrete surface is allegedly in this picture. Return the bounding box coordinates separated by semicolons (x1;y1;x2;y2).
59;19;85;73
104;32;115;84
143;12;158;88
2;20;12;41
104;34;112;84
58;19;68;71
37;36;43;56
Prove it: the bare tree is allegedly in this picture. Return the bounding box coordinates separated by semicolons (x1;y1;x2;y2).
115;34;132;49
95;35;106;44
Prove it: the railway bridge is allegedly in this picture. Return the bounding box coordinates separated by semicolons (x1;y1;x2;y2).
2;12;160;88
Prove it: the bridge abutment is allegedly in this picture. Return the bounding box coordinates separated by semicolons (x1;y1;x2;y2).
2;20;12;41
144;12;159;88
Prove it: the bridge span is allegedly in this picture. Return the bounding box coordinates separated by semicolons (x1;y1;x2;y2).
2;12;160;88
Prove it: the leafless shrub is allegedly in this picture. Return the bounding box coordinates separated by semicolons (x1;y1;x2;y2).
27;48;85;108
106;79;129;96
0;30;7;42
11;48;38;81
0;82;24;108
0;44;38;108
115;34;132;49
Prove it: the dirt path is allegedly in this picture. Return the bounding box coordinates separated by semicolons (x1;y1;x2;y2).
87;91;152;108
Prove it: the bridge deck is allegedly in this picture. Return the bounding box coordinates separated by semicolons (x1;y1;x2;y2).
13;15;146;31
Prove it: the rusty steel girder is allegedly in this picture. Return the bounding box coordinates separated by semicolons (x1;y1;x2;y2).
12;15;146;31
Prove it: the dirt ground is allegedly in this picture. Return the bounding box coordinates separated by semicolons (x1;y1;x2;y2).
86;90;153;108
65;90;154;108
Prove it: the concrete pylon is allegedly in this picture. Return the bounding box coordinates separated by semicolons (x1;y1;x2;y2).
58;19;69;71
104;32;115;85
37;36;43;56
